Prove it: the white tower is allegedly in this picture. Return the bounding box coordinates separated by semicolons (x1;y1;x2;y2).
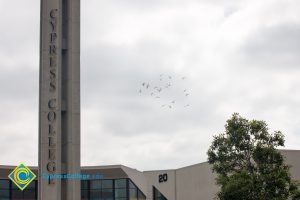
39;0;80;199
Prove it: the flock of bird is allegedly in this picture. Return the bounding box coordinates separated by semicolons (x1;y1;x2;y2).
138;74;191;109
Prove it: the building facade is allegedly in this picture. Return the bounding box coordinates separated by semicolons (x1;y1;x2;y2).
0;150;299;200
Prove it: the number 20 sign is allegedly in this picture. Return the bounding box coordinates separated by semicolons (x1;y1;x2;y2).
159;173;168;183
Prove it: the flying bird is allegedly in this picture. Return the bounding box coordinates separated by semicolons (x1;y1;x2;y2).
159;74;164;81
138;75;191;110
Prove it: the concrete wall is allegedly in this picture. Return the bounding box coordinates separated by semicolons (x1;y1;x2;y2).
176;163;218;200
143;170;176;200
142;150;300;200
142;164;218;200
281;150;300;180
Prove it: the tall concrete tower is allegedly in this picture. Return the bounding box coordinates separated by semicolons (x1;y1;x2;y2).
38;0;80;199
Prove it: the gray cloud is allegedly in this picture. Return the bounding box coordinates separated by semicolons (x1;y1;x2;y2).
240;24;300;69
81;42;216;137
0;68;38;101
0;0;300;170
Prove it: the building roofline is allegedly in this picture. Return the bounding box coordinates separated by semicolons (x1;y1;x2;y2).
81;164;124;170
0;165;38;170
176;161;209;170
1;150;299;172
143;168;175;173
278;149;300;152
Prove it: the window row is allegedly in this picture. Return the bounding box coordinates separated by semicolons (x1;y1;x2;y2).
81;179;146;200
0;179;146;200
0;180;37;200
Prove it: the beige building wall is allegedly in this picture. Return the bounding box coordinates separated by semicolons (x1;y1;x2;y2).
143;170;176;200
281;150;300;180
142;150;300;200
176;163;218;200
142;164;218;200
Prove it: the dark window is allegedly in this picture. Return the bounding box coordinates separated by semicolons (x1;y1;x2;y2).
11;181;19;190
102;180;113;200
153;186;168;200
7;180;37;200
0;189;9;199
25;181;36;190
90;190;101;200
81;180;89;200
115;188;127;198
138;190;146;200
129;189;137;200
81;189;89;200
88;179;114;200
102;188;113;199
102;180;113;189
90;180;102;190
81;178;146;200
0;180;9;189
115;179;127;200
129;180;137;200
0;179;9;200
115;179;126;189
23;189;36;200
89;179;101;200
11;189;23;199
81;180;89;190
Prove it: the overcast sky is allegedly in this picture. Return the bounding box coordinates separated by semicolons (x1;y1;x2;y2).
0;0;299;171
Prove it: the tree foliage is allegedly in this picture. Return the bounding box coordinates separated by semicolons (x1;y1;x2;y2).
207;113;300;200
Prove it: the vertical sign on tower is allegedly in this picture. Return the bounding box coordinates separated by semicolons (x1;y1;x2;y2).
39;0;81;199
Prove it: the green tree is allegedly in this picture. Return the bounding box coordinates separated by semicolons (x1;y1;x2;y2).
207;113;300;200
